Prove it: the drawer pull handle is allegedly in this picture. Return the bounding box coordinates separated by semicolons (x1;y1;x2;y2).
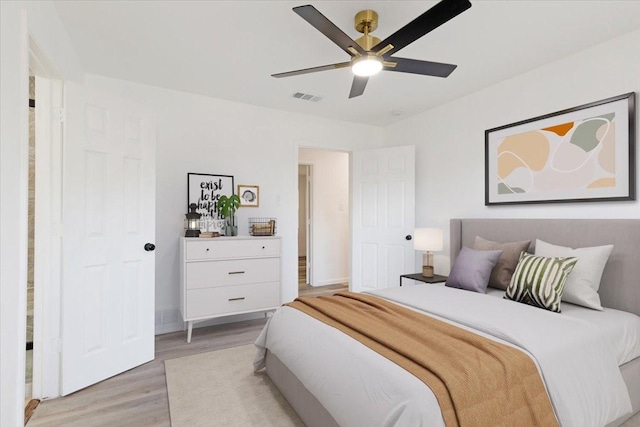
228;271;245;275
228;297;245;302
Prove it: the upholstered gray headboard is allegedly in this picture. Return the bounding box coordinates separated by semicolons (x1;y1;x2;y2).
450;219;640;316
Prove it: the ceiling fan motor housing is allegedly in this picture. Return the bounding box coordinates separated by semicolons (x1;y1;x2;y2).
354;10;381;51
354;10;378;33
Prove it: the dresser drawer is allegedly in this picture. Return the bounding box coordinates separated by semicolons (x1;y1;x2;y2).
186;238;280;260
186;282;280;318
186;257;280;289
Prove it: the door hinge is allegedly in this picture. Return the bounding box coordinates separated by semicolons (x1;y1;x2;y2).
55;108;66;123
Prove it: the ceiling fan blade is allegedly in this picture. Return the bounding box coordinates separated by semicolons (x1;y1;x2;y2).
272;62;351;78
373;0;471;57
384;57;457;77
349;76;368;98
294;5;366;56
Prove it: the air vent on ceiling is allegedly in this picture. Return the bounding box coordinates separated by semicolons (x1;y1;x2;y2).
292;92;322;102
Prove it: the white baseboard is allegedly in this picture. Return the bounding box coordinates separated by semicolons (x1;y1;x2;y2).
309;277;349;287
154;308;183;335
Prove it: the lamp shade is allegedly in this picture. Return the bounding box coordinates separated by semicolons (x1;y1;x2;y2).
414;228;443;252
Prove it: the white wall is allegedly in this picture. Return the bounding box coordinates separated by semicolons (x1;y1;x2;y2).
0;1;84;425
21;1;85;83
85;74;382;333
384;30;640;275
299;148;350;287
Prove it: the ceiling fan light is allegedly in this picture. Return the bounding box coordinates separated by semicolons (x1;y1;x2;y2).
351;55;383;77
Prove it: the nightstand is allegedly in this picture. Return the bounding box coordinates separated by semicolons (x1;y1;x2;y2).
400;273;448;287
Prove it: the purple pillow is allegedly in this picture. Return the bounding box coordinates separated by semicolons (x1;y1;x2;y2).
446;247;503;293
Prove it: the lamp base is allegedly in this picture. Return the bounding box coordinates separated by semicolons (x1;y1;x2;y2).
422;265;434;278
185;229;200;238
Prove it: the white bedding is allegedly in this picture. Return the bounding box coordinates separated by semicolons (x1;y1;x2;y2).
485;288;640;365
255;285;637;427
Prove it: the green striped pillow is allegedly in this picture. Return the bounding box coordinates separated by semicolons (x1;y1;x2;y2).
505;252;578;312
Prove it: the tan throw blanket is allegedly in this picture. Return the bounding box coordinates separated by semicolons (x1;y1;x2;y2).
286;292;558;427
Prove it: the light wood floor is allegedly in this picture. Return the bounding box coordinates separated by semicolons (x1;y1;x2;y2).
298;256;348;298
27;319;267;427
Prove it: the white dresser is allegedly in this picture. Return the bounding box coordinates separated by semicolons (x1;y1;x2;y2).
180;236;281;342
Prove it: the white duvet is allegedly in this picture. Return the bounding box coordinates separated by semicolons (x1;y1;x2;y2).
255;285;637;427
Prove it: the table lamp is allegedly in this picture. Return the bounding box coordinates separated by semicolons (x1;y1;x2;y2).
414;228;443;278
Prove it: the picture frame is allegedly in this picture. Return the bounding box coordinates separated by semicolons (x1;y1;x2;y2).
485;92;635;205
187;173;234;232
238;184;259;207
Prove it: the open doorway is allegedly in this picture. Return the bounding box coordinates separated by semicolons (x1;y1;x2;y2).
298;164;311;287
298;148;349;298
27;40;65;409
26;74;36;408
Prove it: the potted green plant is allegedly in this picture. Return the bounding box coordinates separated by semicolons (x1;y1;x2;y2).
217;194;241;236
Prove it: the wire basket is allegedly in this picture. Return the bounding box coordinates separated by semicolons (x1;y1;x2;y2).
249;218;277;236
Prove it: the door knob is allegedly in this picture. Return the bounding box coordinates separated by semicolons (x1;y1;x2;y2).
144;243;156;252
405;235;412;241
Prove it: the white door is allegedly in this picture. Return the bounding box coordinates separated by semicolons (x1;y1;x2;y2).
351;146;415;292
61;82;156;395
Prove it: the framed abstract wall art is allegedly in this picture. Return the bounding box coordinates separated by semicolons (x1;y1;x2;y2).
485;92;635;205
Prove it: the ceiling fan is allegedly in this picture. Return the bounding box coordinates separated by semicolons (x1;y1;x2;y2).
272;0;472;98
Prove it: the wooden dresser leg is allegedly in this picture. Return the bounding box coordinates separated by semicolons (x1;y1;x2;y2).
187;321;193;343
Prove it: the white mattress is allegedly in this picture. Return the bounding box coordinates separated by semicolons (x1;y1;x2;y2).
255;285;639;427
484;287;640;365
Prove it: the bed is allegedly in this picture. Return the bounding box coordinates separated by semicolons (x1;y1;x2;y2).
255;218;640;426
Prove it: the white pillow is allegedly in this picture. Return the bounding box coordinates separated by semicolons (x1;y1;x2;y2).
534;239;613;310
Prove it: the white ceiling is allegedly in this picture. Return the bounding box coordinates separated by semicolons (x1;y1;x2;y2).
53;1;640;126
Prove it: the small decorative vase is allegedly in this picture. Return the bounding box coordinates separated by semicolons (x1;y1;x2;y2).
225;216;238;236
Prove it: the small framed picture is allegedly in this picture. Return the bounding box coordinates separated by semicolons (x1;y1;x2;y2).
238;185;259;207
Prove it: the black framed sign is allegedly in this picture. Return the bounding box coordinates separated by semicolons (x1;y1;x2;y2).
485;92;635;205
187;173;234;231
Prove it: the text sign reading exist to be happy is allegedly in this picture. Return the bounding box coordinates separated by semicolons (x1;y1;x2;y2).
187;173;234;221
